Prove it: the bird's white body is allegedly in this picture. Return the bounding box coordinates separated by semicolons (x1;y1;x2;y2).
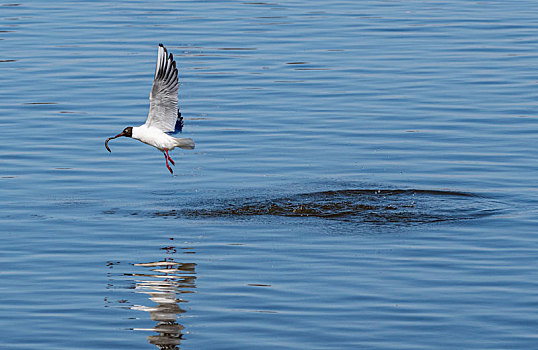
132;124;194;151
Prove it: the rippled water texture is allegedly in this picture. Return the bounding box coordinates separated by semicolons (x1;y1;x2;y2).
1;1;538;349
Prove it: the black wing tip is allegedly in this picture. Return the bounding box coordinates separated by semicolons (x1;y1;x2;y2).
158;43;175;64
155;44;178;84
175;110;184;133
159;43;169;56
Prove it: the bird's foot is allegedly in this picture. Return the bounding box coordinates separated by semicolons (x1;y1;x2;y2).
165;149;175;166
166;164;174;174
163;151;174;174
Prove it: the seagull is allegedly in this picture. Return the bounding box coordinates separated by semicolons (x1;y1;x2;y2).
105;44;195;174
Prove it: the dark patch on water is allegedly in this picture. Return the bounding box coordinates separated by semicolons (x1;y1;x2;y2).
152;189;501;225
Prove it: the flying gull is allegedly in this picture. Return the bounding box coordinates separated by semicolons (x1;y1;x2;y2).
105;44;195;174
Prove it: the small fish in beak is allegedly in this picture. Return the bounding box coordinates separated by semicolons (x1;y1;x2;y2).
104;127;133;152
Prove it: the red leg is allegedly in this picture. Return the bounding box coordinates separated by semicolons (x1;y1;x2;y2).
163;152;173;174
165;149;175;166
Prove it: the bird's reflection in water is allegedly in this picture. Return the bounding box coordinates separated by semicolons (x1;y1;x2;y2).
125;246;196;349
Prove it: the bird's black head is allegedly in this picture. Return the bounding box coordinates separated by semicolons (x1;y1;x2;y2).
105;126;133;153
122;127;133;138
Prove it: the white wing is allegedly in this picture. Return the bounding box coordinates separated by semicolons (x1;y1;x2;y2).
145;44;180;132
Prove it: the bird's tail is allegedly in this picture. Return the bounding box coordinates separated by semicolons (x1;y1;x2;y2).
174;137;195;150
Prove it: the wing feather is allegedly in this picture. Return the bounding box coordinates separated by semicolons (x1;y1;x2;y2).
145;44;181;132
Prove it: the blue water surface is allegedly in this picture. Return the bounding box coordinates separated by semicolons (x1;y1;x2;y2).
1;1;538;349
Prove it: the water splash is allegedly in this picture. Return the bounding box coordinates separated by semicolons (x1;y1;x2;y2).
155;189;501;225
